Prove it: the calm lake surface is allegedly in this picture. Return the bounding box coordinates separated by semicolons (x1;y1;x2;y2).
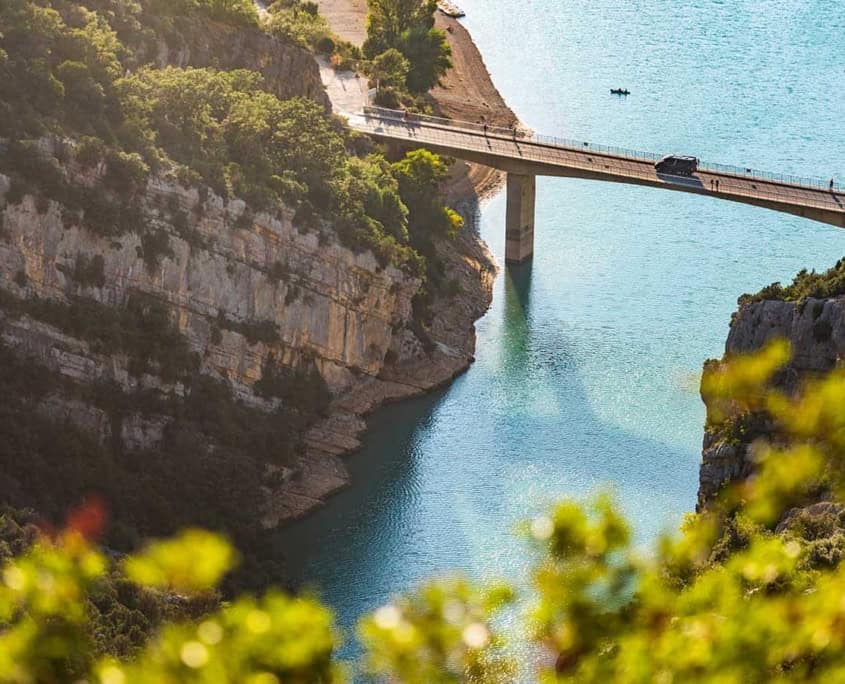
278;0;845;647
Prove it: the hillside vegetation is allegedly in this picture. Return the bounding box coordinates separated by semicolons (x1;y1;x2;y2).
363;0;452;108
0;0;460;274
740;258;845;306
0;0;464;587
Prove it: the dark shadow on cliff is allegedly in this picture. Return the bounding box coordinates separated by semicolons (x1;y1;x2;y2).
273;386;455;606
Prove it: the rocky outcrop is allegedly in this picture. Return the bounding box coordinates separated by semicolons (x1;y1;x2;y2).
725;297;844;380
0;6;499;530
698;435;753;508
698;295;845;508
267;200;496;525
148;18;329;108
0;172;419;391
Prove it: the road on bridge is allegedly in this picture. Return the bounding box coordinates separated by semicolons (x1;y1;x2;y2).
345;108;845;231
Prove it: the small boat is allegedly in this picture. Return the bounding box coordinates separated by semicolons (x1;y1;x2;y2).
610;88;631;95
437;1;465;17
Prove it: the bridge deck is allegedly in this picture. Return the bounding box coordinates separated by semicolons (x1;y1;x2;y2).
345;109;845;228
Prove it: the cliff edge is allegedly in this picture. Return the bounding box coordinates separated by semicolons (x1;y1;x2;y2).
699;266;845;509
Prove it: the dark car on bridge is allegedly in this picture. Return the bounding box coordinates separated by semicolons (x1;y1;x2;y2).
655;155;699;177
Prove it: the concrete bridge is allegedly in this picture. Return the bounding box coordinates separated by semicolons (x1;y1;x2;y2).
345;107;845;264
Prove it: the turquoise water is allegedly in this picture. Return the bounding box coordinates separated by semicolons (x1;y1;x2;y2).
278;0;845;648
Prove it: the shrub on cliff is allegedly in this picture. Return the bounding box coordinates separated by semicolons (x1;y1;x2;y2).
255;355;331;415
368;47;410;90
392;149;463;241
392;149;464;319
740;258;845;306
267;0;333;50
154;0;259;26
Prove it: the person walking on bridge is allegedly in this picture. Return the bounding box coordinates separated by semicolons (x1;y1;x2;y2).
831;178;835;193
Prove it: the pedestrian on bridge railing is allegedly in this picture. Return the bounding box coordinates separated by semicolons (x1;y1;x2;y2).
831;178;835;193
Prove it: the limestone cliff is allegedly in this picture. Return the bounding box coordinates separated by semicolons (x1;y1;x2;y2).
698;293;845;508
0;144;495;522
0;0;498;542
145;17;329;108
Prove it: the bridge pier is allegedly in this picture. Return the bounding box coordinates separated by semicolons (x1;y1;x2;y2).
505;173;535;264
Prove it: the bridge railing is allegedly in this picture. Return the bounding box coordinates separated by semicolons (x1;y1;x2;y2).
358;114;844;213
361;106;843;192
696;160;838;191
530;132;662;164
363;106;517;139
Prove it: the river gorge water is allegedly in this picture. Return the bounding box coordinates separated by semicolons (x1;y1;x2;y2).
278;0;845;645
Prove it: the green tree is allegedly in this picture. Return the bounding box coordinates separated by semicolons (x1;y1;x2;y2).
363;0;436;56
392;149;463;240
118;67;348;208
267;0;334;50
364;0;451;95
368;47;410;90
398;25;452;93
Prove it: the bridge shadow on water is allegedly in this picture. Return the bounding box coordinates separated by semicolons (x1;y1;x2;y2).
485;257;697;533
273;247;700;650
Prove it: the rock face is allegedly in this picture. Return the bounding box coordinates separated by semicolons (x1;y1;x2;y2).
725;298;844;378
1;177;418;393
0;153;495;528
698;295;845;507
144;17;329;108
271;202;496;525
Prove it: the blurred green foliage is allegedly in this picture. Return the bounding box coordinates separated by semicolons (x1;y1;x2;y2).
4;340;845;681
124;530;236;594
359;577;515;683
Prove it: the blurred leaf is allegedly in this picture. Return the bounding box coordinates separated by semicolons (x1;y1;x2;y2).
123;529;236;594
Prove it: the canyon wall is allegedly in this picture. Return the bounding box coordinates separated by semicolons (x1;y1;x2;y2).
699;294;845;508
0;143;494;526
0;3;498;540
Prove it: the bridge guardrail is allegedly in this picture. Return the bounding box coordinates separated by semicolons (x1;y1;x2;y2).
362;106;843;193
357;110;843;215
